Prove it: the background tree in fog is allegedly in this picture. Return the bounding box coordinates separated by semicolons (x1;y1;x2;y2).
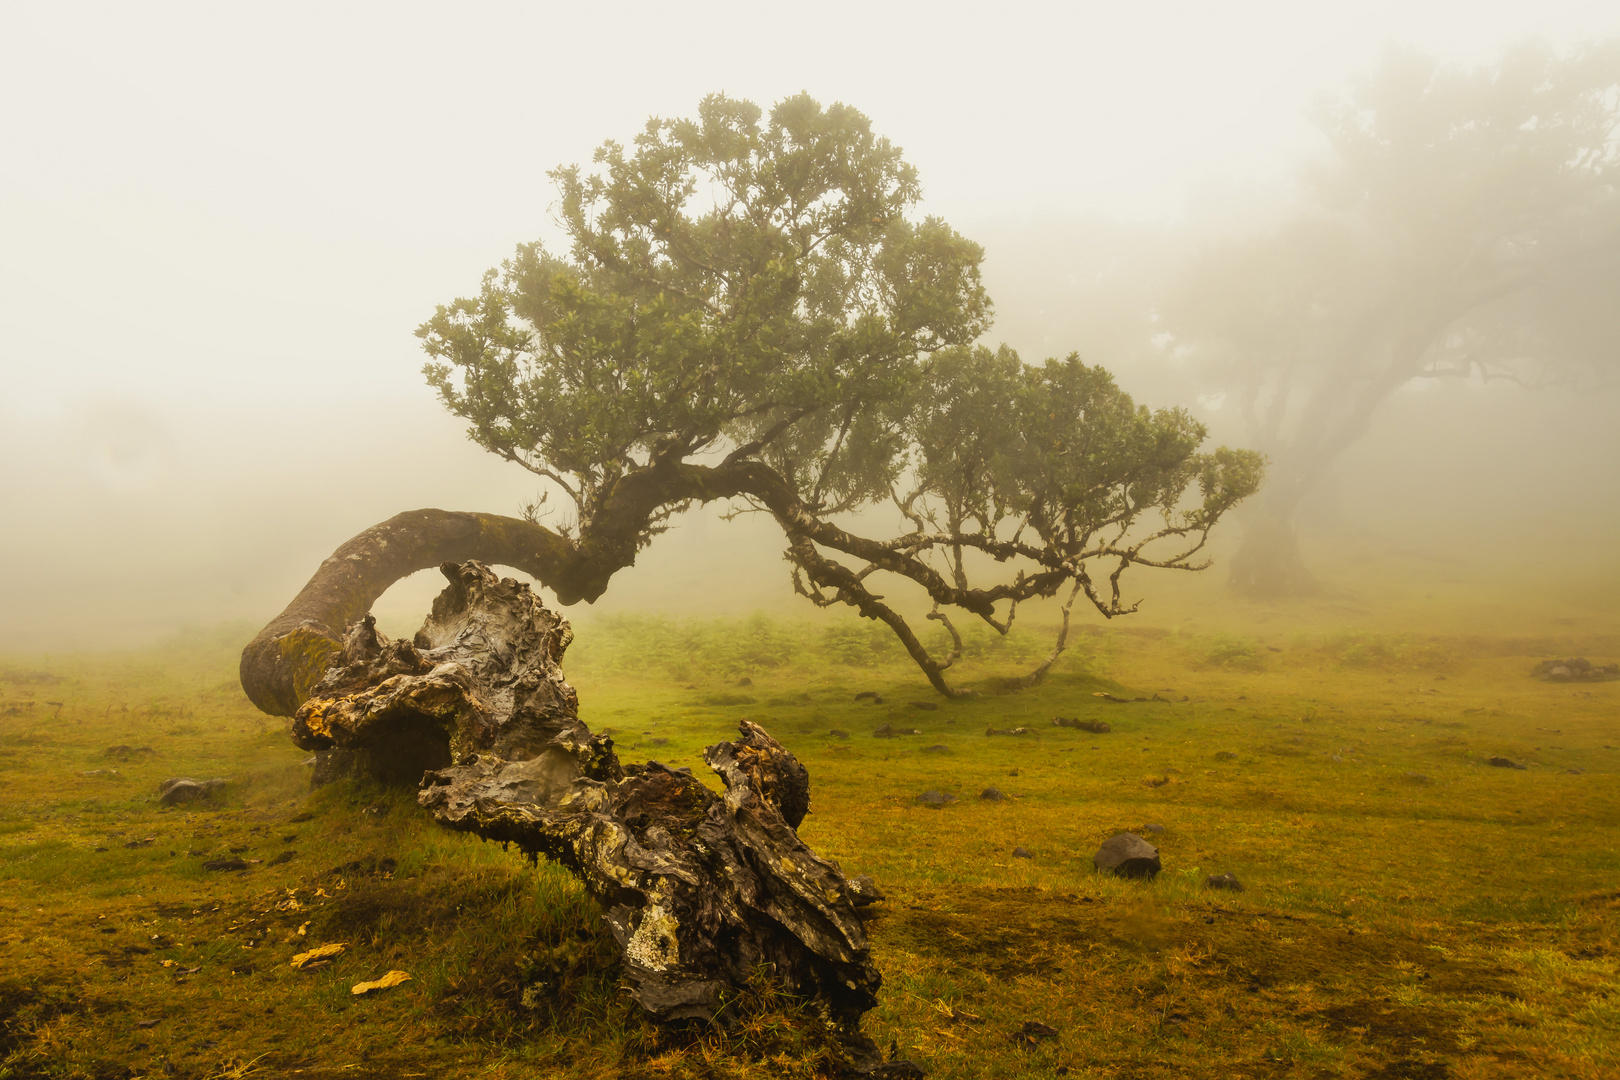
416;94;1262;695
1164;41;1620;596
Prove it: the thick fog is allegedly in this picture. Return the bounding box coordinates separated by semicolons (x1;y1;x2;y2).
2;1;1617;651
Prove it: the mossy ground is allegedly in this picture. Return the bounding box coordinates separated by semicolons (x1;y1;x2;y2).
1;595;1617;1079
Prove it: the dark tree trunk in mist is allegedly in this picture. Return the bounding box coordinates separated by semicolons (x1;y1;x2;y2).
1228;502;1321;598
247;554;907;1072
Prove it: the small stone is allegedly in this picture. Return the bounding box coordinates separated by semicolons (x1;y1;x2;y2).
1488;756;1527;770
979;787;1007;801
920;744;952;754
854;690;878;701
917;790;957;807
1093;833;1160;879
1206;872;1243;891
847;874;885;906
643;737;669;747
1141;823;1165;834
1012;846;1034;859
828;729;850;740
874;724;920;738
736;677;753;687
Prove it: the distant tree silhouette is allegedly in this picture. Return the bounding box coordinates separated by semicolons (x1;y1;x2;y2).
1163;42;1620;595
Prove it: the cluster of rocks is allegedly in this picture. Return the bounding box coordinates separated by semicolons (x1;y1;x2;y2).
1532;657;1619;682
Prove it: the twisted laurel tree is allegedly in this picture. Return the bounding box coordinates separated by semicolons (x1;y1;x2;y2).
415;93;1265;697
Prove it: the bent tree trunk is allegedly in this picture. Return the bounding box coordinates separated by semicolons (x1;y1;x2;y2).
1228;503;1319;598
1227;462;1323;598
239;509;581;718
243;545;905;1072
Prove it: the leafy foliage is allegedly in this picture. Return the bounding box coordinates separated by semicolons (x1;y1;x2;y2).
421;94;987;528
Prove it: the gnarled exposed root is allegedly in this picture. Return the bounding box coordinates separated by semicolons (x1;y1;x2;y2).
286;560;894;1066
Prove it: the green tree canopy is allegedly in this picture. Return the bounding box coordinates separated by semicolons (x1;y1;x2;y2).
419;93;1262;695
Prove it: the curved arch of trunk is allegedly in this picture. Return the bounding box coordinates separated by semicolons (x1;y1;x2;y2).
240;509;586;716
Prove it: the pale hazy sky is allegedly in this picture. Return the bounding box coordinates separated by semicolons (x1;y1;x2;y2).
2;1;1616;647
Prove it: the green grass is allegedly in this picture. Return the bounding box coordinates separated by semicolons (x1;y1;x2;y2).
2;612;1618;1078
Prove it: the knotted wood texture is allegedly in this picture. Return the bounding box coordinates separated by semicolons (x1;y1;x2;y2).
283;560;886;1055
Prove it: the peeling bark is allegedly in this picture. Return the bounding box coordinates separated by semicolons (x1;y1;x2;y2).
282;560;900;1070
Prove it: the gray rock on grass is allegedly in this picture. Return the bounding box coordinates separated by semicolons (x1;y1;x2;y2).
847;874;886;906
1093;832;1161;879
917;790;957;808
1206;872;1243;891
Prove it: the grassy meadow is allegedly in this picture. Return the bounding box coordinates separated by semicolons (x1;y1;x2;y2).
2;567;1618;1079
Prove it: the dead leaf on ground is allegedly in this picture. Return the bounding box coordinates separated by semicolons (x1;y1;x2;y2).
351;970;412;995
290;942;346;969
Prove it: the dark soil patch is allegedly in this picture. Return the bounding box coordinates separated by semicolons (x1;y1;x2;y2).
1321;1000;1457;1053
0;978;92;1055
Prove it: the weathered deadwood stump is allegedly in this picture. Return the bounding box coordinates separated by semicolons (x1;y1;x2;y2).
255;559;898;1069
